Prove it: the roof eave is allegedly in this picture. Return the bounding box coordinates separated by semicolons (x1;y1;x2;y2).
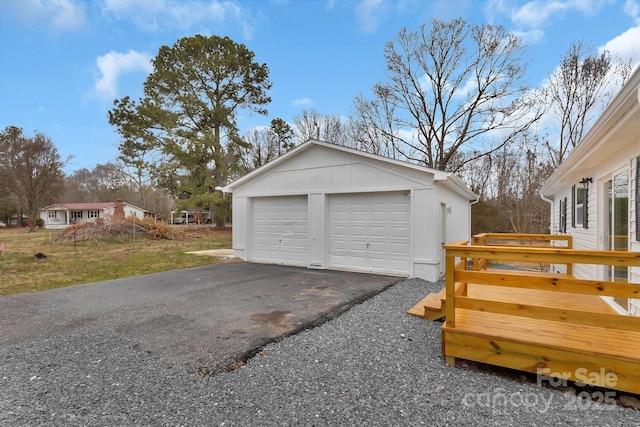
541;66;640;197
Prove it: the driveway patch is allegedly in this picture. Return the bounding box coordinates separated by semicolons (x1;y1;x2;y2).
0;262;400;373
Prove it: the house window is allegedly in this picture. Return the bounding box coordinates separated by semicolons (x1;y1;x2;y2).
48;211;57;219
559;197;567;233
71;211;83;219
572;184;588;229
88;210;99;218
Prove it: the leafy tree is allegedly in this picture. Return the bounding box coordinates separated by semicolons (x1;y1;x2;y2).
0;126;70;231
352;18;543;172
544;41;633;167
270;118;295;155
109;34;272;227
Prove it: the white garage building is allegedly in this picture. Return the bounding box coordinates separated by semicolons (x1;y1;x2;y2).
223;139;477;282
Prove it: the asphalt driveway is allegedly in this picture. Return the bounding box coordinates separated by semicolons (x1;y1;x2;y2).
0;262;399;373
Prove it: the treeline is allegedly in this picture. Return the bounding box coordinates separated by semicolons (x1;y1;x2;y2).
1;19;635;232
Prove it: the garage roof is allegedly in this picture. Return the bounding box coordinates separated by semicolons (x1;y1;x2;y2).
223;139;477;200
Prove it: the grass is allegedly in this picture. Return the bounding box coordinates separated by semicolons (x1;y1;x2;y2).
0;225;234;296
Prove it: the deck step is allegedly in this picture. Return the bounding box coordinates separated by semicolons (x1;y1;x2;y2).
407;283;464;321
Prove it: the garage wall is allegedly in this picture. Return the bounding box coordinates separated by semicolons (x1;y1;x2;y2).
234;145;431;196
228;142;474;281
442;186;473;244
412;188;439;281
231;197;247;260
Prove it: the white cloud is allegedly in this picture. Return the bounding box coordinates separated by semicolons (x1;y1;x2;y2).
600;24;640;64
102;0;243;33
625;0;640;22
511;1;572;28
242;21;255;40
4;0;85;32
355;0;386;33
94;50;153;98
292;98;314;107
495;0;612;44
511;28;544;44
453;79;479;100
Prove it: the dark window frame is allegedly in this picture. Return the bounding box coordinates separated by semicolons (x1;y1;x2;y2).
572;184;588;229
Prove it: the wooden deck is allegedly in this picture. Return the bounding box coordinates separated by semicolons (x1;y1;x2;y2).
434;234;640;395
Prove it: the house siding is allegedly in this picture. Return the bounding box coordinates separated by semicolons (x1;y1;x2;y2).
630;156;640;316
541;67;640;315
40;202;145;230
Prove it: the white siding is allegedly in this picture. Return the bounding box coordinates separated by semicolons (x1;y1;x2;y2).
227;140;474;281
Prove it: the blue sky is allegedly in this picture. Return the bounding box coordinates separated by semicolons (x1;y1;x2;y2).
1;0;639;174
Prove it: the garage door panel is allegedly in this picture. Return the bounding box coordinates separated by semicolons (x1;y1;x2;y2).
251;196;308;266
328;192;410;276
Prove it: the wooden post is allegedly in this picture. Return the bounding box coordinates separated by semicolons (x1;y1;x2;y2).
445;250;456;329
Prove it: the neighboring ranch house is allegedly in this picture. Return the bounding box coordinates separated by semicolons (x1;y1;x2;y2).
40;201;146;230
540;65;640;315
223;139;477;282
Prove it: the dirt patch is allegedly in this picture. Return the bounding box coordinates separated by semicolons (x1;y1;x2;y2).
250;310;293;335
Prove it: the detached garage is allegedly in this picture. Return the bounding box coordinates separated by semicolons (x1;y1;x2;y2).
223;139;476;282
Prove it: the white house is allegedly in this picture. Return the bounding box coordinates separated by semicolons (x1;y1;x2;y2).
40;200;146;230
223;139;477;282
540;66;640;315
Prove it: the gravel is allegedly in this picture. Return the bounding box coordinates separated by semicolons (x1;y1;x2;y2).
1;278;638;426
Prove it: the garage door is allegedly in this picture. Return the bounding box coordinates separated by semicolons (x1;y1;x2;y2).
250;196;309;266
329;191;410;275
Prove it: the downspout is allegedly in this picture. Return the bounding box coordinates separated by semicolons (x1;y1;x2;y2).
469;196;480;244
539;189;554;234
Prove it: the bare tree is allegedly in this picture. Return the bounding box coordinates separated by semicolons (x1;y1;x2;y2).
352;89;404;159
0;185;17;225
462;136;552;234
545;41;633;167
293;110;354;147
293;110;322;142
0;127;70;231
240;118;296;170
352;18;543;172
242;127;279;169
64;162;129;202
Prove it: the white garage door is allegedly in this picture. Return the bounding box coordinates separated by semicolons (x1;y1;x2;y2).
329;191;410;276
250;196;309;266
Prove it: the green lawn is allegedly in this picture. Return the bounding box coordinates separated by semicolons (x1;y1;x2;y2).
0;226;234;296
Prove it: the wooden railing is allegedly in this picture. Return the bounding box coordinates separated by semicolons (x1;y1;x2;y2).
442;235;640;393
444;239;640;328
471;233;573;274
472;233;572;248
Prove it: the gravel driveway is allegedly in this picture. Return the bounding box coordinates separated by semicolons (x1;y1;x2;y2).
1;278;637;426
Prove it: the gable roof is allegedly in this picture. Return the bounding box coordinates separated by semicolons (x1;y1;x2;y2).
541;66;640;197
223;139;477;200
41;202;146;212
